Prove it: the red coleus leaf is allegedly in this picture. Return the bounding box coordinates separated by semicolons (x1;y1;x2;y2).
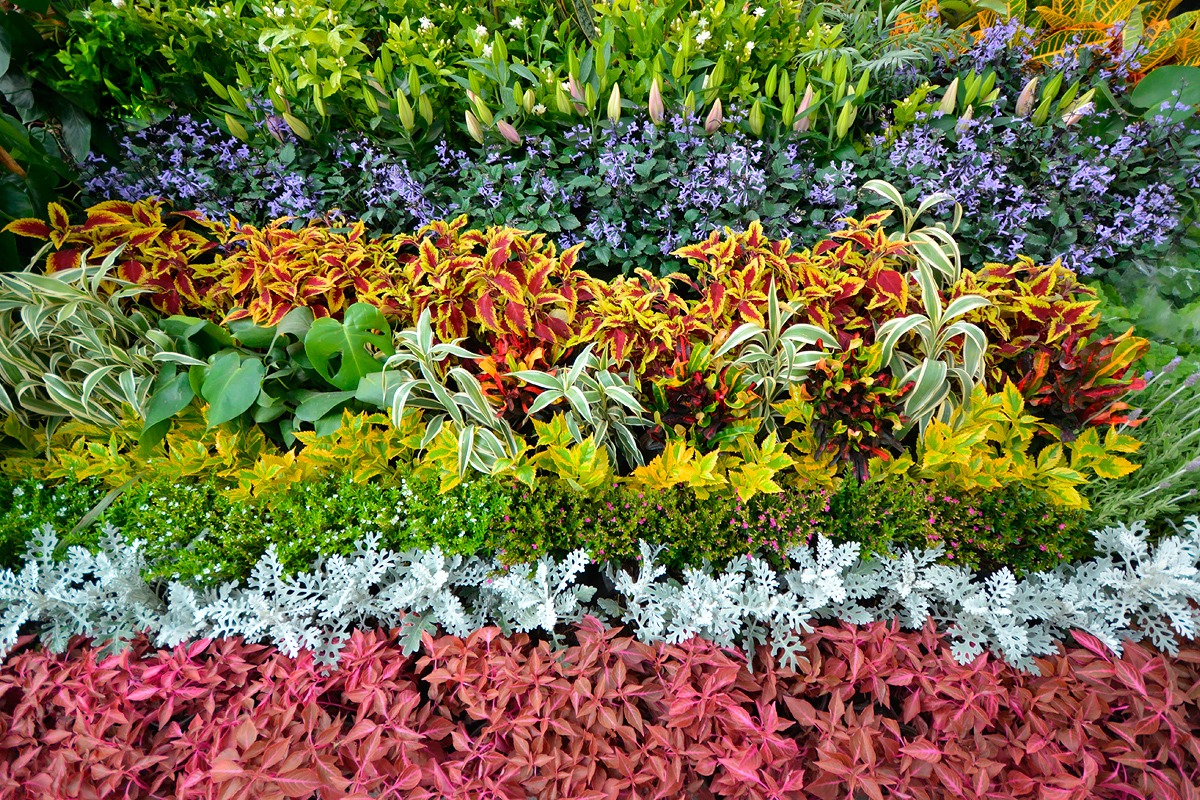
3;217;52;239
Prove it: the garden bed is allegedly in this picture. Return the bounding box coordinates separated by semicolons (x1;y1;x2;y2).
2;0;1200;796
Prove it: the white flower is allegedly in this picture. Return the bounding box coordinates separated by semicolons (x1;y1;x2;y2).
419;16;432;30
744;41;756;53
698;17;708;27
533;103;546;115
112;0;125;7
696;29;711;45
475;24;488;37
509;16;523;29
482;43;493;57
753;6;766;16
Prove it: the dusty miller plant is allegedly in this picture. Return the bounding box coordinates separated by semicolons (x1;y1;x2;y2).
2;517;1199;673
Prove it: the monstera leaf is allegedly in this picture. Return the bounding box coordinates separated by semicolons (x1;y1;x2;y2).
304;303;396;391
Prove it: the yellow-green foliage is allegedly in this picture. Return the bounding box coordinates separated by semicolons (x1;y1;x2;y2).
912;382;1140;507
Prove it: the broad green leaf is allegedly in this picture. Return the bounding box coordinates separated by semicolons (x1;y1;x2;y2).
294;390;356;422
304;303;394;391
201;352;265;426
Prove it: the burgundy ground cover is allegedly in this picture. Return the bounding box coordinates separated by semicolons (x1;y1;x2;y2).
1;617;1198;799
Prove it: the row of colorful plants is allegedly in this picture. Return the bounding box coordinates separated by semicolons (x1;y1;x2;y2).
3;199;1200;669
1;621;1199;799
6;2;1200;307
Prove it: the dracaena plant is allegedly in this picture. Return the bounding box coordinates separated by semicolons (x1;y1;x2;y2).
0;248;166;430
379;308;521;477
875;231;991;434
509;344;651;469
715;281;839;435
860;179;965;284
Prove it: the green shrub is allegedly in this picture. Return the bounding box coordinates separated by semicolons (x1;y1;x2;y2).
0;466;1090;584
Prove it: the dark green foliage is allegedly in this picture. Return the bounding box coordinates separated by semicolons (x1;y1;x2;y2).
824;478;1092;575
2;467;1089;583
0;476;103;568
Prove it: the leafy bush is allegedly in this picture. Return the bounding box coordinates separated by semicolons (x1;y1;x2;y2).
0;456;1090;583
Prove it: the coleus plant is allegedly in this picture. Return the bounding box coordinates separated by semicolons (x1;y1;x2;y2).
196;216;409;326
3;199;219;316
394;217;592;348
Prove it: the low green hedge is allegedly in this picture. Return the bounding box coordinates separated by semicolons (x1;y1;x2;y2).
1;470;1090;584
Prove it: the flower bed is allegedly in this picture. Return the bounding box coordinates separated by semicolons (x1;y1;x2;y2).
4;0;1200;794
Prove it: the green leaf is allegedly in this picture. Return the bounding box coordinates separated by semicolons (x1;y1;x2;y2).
139;368;195;449
58;105;91;163
304;303;394;390
0;26;10;80
201;352;265;426
293;390;356;422
1130;66;1200;110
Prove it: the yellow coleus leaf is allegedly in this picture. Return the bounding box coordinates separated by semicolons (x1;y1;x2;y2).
539;437;612;494
414;424;463;494
1089;455;1140;480
1000;380;1025;421
1042;482;1086;509
629;440;726;497
728;462;783;502
1103;427;1142;454
533;415;574;449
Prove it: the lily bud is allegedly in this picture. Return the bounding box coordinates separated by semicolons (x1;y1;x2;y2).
555;83;572;115
567;74;583;102
704;98;723;133
523;88;536;113
465;109;484;143
648;76;664;125
1015;77;1038;118
607;83;621;123
682;90;696;119
1062;100;1094;126
497;119;522;144
835;101;855;139
956;103;974;133
748;99;764;136
938;77;958;115
396;89;415;131
793;84;814;132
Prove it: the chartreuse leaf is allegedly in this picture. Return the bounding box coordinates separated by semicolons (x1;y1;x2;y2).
534;437;612;493
629;440;725;497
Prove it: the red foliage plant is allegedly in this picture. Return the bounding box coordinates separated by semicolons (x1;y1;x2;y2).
1;619;1199;799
